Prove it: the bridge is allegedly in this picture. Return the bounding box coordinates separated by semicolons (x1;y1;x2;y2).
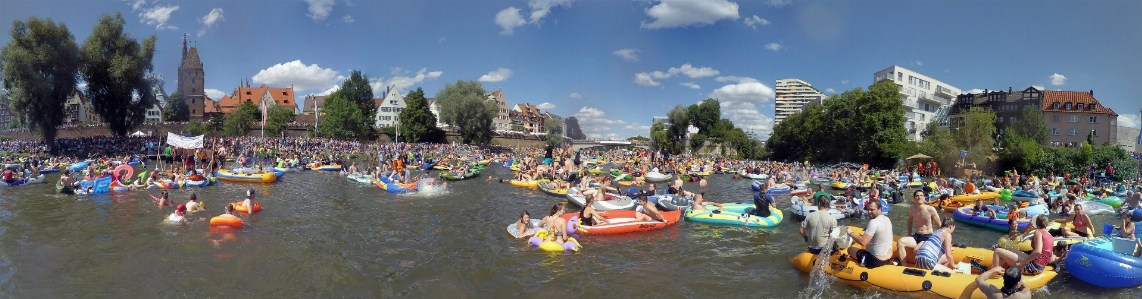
567;140;649;150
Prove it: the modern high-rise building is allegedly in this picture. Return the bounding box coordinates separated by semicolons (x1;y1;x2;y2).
774;79;825;126
873;66;960;140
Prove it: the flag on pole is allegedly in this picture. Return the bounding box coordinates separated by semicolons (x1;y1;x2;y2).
260;99;268;126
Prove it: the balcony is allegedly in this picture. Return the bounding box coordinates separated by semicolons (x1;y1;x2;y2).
917;94;948;106
905;111;918;120
903;100;918;109
936;86;956;98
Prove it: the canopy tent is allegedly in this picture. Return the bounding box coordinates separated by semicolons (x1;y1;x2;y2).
166;132;204;149
906;153;932;160
130;130;148;137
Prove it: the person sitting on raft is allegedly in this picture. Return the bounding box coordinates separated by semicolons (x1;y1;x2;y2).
914;217;957;272
1052;203;1092;237
992;215;1055;276
514;211;534;238
187;169;206;182
751;191;775;218
580;195;608;226
847;200;894;269
1112;210;1142;257
634;194;667;223
973;199;997;219
976;267;1031;299
538;204;568;244
690;192;726;212
59;170;77;188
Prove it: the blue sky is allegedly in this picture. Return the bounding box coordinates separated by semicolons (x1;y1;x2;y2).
3;0;1141;140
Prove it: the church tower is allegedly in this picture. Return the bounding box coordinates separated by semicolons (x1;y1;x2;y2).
176;33;205;118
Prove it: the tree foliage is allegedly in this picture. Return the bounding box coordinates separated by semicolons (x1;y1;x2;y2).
564;116;585;139
687;98;721;135
183;119;210;136
316;92;366;139
264;105;295;137
0;16;80;152
950;106;997;169
666;105;690;143
544;117;563;146
436;80;496;144
767;80;908;167
163;92;190;122
397;87;440;143
339;70;374;128
222;100;258;136
627;135;650;142
78;13;156;136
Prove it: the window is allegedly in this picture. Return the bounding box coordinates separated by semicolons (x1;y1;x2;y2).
998;117;1004;123
282;92;287;96
1069;115;1079;123
1089;116;1098;123
1052;115;1059;123
1050;128;1060;135
191;99;195;103
246;91;251;95
1010;116;1016;123
1112;119;1117;125
192;109;195;114
1052;102;1059;109
381;107;391;112
1077;103;1084;110
1069;128;1078;136
1089;104;1096;111
897;72;902;81
1065;103;1072;109
192;88;196;93
284;100;289;104
390;100;397;105
1092;129;1099;137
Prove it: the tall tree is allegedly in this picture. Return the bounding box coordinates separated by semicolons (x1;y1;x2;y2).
316;92;365;139
338;70;374;129
950;106;997;169
0;17;79;152
398;87;439;142
666;105;690;144
544;117;563;146
1009;107;1049;145
688;98;721;134
222;100;258;136
163;92;189;122
436;80;496;144
264;105;295;137
564;116;585;139
79;13;157;136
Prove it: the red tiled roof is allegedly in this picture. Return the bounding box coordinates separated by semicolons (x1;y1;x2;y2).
205;94;239;114
1042;90;1117;116
234;85;296;108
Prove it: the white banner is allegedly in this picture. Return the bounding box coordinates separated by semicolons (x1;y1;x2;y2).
166;132;204;149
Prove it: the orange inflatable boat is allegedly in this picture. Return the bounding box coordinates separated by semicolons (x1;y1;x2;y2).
560;209;682;235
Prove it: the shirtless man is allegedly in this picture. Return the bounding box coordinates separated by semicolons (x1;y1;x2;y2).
690;192;725;212
634;194;668;223
59;171;77;188
241;189;256;214
898;189;942;263
185;193;205;212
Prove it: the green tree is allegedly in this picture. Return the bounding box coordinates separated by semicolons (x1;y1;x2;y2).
1;17;80;152
397;87;439;143
78;13;156;136
666;105;690;143
950;106;997;169
264;105;295;136
316;92;366;139
183;120;210;136
436;80;496;144
1009;108;1049;145
339;70;374;129
544;117;563;146
918;122;958;175
689;133;707;153
222;100;258;136
627;135;650;142
687;98;721;134
162;92;190;122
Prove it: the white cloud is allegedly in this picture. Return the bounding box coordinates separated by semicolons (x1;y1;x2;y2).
527;0;573;24
197;8;225;37
1117;113;1140;128
966;88;985;94
1050;73;1067;86
305;0;336;21
204;88;226;100
680;82;700;89
634;63;719;86
251;60;345;91
537;102;557;110
743;15;770;30
478;67;513;83
573;106;628;139
136;4;180;30
569;92;582;98
129;0;146;11
764;43;783;51
641;0;740;29
708;81;776;104
766;0;791;7
614;48;641;62
342;15;355;23
371;67;444;95
315;85;340;96
841;79;849;84
914;61;923;66
721;100;775;139
1032;85;1045;91
495;7;527;35
715;76;759;83
633;73;660;86
825;88;836;94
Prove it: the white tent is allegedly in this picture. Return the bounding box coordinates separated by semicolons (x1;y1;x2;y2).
130;130;148;137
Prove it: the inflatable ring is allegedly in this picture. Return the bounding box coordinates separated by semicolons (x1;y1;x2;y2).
528;229;582;252
231;201;262;213
113;164;133;182
209;216;243;228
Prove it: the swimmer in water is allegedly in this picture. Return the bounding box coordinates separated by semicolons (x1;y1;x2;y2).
156;190;173;208
241;189;256;214
185;193;204;212
167;204;187;224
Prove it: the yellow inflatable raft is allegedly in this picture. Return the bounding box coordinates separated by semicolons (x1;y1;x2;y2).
950;192;1001;203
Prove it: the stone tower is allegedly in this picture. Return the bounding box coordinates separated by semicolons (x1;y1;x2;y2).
177;33;205;118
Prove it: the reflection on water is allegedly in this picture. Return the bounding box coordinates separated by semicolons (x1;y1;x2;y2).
0;167;1139;298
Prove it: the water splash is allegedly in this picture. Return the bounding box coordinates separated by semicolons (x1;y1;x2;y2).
798;235;836;299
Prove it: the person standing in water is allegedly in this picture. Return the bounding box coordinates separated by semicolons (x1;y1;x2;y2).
241;189;256;214
898;190;942;264
800;194;837;255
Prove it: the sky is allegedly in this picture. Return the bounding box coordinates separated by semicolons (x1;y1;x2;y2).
3;0;1141;140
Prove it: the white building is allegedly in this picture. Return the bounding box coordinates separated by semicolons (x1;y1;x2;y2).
145;103;163;122
374;85;407;128
873;66;960;140
426;97;447;128
774;79;826;126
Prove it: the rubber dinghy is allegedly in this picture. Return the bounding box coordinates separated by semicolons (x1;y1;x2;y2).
559;209;682;235
1064;236;1142;288
788;196;852;220
788;228;1057;299
566;187;636;211
643;171;672;183
647;194;692;211
0;174;45;187
684;203;784;228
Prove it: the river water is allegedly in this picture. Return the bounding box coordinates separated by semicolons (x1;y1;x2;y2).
1;166;1139;298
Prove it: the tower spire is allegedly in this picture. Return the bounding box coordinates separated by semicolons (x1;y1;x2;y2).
181;33;187;60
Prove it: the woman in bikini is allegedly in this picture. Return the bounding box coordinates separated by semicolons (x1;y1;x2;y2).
1054;203;1093;237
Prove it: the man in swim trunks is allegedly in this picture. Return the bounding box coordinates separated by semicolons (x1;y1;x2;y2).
634;194;667;223
847;200;894;269
898;189;941;262
690;192;725;212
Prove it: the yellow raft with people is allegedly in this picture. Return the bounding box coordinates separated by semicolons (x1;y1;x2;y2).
950;192;1001;203
789;228;1056;299
509;179;540;189
215;169;277;183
